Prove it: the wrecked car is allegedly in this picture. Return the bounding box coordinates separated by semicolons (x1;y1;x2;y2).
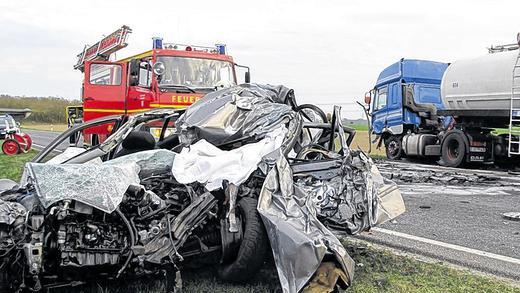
0;84;405;293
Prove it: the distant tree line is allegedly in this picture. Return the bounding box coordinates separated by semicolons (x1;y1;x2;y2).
0;95;80;124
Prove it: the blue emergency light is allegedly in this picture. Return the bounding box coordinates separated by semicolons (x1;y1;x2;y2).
216;44;226;54
153;37;163;49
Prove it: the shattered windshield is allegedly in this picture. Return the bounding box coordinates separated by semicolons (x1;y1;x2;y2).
157;56;236;89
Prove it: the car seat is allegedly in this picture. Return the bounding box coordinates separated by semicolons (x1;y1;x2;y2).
113;131;156;158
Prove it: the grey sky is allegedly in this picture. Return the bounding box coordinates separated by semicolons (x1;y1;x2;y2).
1;0;519;118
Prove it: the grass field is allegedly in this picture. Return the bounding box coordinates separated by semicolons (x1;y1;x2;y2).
0;149;37;181
21;122;68;132
350;130;386;158
1;150;519;292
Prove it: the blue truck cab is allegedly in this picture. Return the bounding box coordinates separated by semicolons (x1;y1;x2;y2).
370;59;449;159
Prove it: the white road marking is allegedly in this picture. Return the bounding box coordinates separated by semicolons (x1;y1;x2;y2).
32;143;63;153
372;227;520;266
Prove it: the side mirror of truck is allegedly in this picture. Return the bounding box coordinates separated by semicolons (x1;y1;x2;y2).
364;92;372;105
153;62;166;76
129;59;140;86
234;63;250;84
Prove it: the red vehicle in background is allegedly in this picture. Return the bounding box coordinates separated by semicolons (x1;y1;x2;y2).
1;114;32;155
71;25;250;143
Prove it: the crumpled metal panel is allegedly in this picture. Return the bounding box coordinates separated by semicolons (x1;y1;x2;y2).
257;153;354;293
296;152;405;234
0;199;26;225
295;152;387;234
25;162;140;213
176;84;295;146
372;165;406;225
0;179;17;194
106;149;176;177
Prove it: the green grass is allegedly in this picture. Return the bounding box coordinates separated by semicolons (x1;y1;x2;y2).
344;241;520;293
22;122;68;132
0;149;37;181
348;124;370;131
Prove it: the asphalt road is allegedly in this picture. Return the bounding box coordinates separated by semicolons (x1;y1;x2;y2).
358;160;520;281
26;129;520;281
24;129;67;152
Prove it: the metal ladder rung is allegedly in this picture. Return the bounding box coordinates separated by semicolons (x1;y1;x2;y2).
508;51;520;157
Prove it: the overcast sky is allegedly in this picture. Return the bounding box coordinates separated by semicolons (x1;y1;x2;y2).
1;0;519;118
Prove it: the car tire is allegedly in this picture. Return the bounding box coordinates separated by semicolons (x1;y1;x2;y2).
441;132;466;168
385;135;403;160
218;197;269;282
2;139;21;155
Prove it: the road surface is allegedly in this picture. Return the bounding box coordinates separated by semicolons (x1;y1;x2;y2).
24;129;67;152
26;129;520;281
357;160;520;281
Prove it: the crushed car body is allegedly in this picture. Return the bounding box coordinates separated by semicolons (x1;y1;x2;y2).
0;84;405;293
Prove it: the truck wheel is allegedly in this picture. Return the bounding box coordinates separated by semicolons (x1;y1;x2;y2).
441;132;466;167
218;197;269;282
385;135;403;160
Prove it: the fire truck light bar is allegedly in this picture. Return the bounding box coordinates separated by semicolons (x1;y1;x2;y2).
162;43;226;54
74;26;132;71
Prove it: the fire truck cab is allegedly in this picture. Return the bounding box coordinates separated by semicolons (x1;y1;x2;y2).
73;26;250;142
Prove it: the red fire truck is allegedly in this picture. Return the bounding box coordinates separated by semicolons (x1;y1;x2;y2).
71;26;250;142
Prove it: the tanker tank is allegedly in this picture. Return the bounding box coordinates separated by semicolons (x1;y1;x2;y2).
441;49;520;115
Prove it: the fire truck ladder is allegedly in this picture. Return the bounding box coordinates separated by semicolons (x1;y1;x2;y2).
508;47;520;156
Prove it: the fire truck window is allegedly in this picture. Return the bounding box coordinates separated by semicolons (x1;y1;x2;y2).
157;56;236;88
139;67;151;87
89;64;122;85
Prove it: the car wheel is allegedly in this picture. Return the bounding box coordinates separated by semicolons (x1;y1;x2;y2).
385;135;403;160
218;197;269;282
2;139;21;155
441;132;466;167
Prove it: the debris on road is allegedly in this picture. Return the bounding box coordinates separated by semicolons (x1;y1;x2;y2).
0;84;405;293
503;212;520;221
377;160;514;187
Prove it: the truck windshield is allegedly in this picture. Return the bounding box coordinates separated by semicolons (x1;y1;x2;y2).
157;56;236;89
